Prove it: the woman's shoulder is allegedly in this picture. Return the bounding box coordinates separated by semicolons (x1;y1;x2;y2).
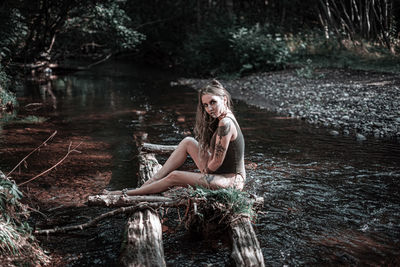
217;116;237;137
219;114;239;126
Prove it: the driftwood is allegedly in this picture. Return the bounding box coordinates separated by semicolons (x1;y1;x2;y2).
119;151;166;267
230;217;265;267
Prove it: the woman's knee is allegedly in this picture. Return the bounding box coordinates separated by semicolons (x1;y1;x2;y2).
179;136;197;147
165;170;182;186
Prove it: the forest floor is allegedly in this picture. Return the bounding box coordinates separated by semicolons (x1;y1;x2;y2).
176;68;400;141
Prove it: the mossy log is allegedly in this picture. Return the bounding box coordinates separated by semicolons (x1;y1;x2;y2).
119;151;166;267
229;217;265;267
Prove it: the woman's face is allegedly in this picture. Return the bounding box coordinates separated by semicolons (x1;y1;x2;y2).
201;93;226;119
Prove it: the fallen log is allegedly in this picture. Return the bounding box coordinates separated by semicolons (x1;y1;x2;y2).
120;209;166;267
229;217;265;267
141;143;177;154
88;195;173;207
119;151;166;267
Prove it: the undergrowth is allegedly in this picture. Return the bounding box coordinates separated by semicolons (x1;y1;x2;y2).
190;186;255;217
182;186;259;235
0;171;49;266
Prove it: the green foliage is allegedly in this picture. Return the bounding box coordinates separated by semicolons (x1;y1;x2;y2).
0;172;49;264
288;30;400;73
63;1;145;54
0;64;17;113
0;8;28;64
181;22;292;76
230;24;291;73
0;87;17;109
191;186;255;216
0;175;25;255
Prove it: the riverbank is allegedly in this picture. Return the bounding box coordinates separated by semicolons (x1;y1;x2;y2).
175;68;400;141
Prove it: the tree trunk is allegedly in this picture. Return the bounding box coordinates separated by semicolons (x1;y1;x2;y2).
137;152;163;187
119;151;166;267
229;217;265;267
120;209;166;267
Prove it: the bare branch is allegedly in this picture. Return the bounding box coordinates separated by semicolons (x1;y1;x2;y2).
7;131;57;178
18;142;82;186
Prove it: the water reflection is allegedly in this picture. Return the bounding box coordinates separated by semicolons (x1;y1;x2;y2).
3;61;400;266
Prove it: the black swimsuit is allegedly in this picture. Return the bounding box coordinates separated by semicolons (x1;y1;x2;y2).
212;117;245;177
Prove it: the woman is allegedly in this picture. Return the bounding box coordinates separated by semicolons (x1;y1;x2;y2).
105;80;245;196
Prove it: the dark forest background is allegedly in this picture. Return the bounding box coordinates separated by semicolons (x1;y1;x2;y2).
1;0;399;106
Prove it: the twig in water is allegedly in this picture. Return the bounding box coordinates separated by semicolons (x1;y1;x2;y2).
18;141;82;186
25;206;48;218
7;131;57;178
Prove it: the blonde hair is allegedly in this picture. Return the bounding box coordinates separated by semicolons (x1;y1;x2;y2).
194;80;233;154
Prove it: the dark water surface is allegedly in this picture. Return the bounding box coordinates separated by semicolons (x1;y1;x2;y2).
1;61;399;266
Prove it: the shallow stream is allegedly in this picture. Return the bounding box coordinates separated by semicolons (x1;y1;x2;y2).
1;61;399;266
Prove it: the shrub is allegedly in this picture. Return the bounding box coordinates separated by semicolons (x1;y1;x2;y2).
0;65;17;112
229;24;291;74
61;1;145;55
0;172;50;265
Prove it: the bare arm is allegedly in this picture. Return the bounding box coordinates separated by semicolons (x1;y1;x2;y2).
204;118;234;173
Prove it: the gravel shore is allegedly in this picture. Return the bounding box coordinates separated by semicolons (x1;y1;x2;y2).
176;68;400;141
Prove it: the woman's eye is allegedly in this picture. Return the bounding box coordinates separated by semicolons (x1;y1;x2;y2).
210;100;216;105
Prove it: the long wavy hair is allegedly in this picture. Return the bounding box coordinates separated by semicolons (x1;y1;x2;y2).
194;80;233;154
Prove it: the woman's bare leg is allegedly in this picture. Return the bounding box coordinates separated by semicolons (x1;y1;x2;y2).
126;170;211;195
105;170;241;196
144;137;207;185
125;171;241;196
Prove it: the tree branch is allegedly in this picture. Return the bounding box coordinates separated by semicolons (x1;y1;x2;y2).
18;141;82;186
7;131;57;178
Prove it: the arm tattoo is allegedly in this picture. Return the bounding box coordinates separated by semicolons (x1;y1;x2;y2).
214;120;231;159
215;143;225;159
217;122;231;137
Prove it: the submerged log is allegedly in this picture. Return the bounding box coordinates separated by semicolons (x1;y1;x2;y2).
119;151;166;267
229;217;265;267
120;209;166;267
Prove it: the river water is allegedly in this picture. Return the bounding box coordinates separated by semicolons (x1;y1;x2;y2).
1;61;399;266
